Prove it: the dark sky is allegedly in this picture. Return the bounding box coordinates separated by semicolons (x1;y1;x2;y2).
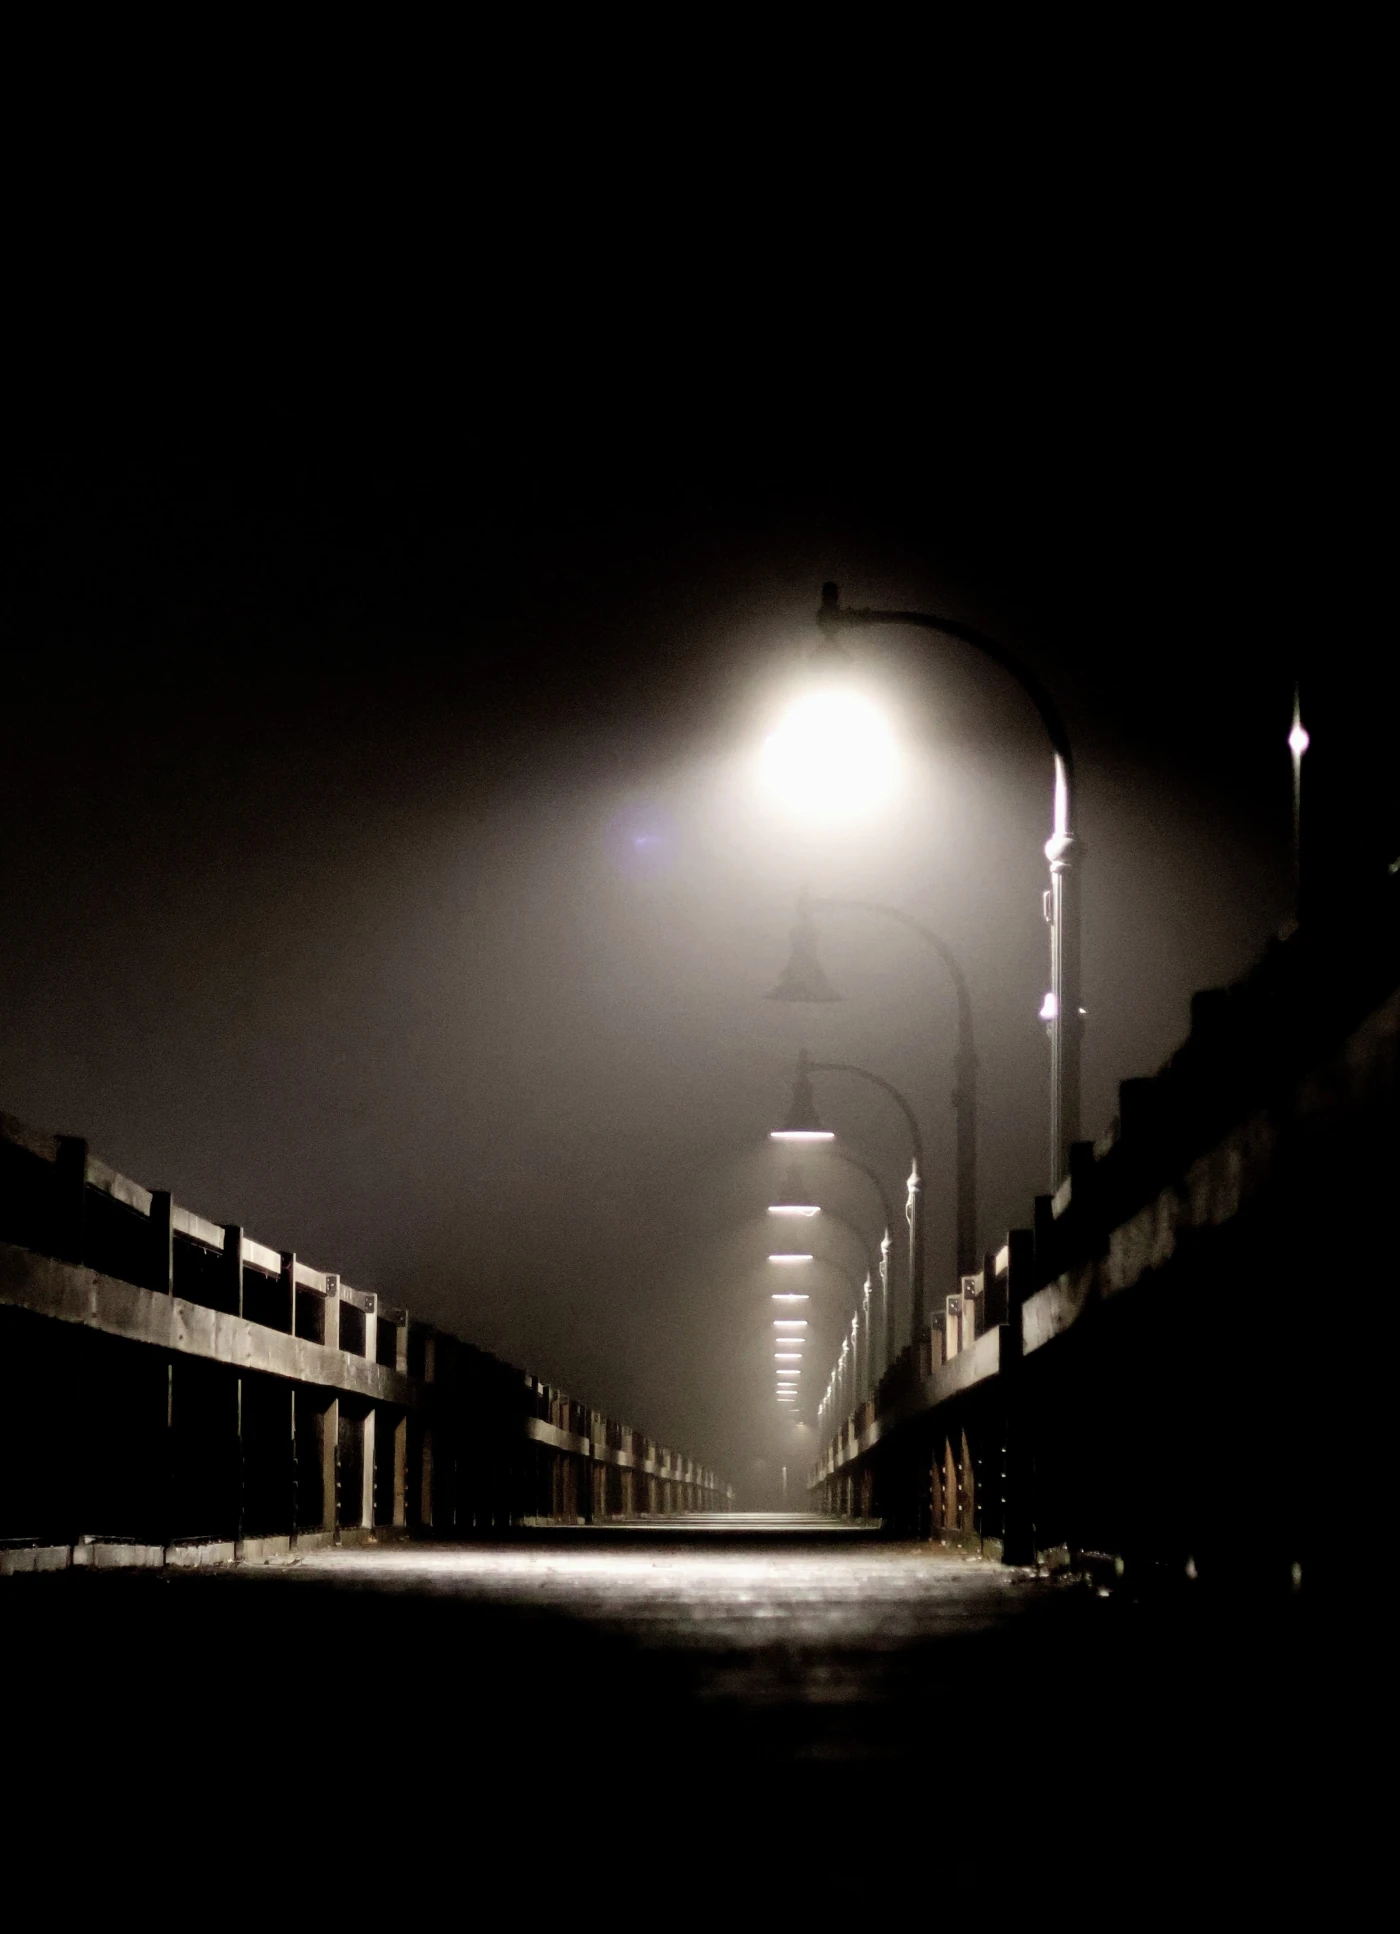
2;96;1387;1492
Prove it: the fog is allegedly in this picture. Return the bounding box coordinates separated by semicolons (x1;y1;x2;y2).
0;460;1300;1496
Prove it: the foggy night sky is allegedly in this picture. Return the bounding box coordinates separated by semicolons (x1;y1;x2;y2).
2;73;1388;1484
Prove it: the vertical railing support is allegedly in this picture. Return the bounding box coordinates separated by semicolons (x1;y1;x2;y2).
54;1136;87;1265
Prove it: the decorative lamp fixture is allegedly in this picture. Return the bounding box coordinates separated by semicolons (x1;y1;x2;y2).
769;1049;834;1143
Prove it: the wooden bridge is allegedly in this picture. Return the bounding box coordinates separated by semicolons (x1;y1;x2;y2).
4;875;1392;1590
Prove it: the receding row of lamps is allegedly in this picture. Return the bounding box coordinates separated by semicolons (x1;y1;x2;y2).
768;1112;830;1405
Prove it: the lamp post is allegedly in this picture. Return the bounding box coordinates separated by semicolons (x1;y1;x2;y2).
772;1048;927;1345
811;582;1082;1188
769;887;979;1278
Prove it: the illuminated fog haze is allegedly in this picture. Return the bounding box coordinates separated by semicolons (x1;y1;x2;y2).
0;459;1310;1500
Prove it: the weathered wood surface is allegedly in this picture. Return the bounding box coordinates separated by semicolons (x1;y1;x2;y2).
1022;983;1400;1358
0;1242;417;1406
0;1111;732;1513
820;1327;1005;1479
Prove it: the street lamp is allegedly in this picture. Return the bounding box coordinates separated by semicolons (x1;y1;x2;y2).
769;888;980;1280
799;582;1082;1188
767;1163;822;1218
768;1052;834;1141
774;1048;927;1341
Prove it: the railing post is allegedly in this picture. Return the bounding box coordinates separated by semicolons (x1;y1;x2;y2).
322;1395;340;1539
148;1191;174;1296
361;1408;376;1534
223;1224;245;1544
393;1414;408;1527
223;1224;244;1317
53;1136;87;1265
281;1251;297;1337
1000;1229;1036;1566
359;1292;376;1534
419;1335;436;1529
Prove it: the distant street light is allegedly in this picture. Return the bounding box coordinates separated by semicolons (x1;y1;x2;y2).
774;583;1082;1188
774;1049;927;1342
785;1202;880;1407
771;1247;869;1433
785;1144;896;1382
768;1054;835;1143
769;888;980;1279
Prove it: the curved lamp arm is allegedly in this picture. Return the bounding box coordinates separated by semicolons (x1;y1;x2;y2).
807;1059;924;1176
817;581;1075;817
816;582;1081;1184
811;895;976;1068
820;1144;898;1246
808;1206;877;1282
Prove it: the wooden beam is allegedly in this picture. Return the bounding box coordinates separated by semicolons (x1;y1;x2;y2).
0;1243;420;1408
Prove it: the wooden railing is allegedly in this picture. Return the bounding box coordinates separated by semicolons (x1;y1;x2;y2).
808;878;1399;1584
0;1112;730;1572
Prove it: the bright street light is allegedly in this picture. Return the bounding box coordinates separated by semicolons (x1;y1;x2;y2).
812;583;1082;1188
768;1253;813;1264
762;687;898;821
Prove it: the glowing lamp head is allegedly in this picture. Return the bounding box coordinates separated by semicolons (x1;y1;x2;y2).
763;687;897;821
770;1049;833;1144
